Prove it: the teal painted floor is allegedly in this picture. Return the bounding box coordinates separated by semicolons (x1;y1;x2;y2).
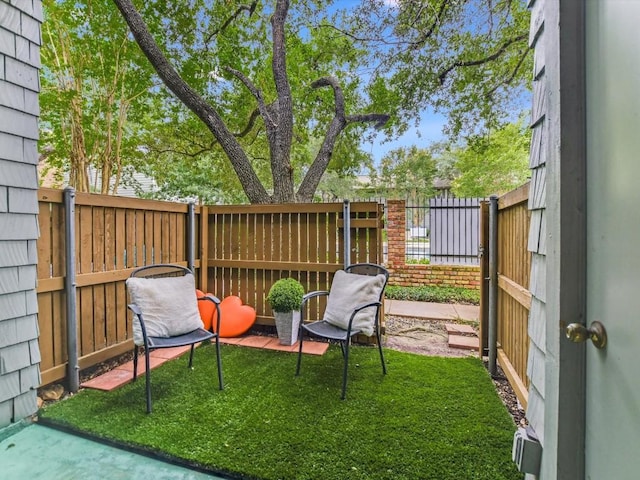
0;423;226;479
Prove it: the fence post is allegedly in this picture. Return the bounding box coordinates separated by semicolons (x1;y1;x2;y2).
199;206;209;292
386;200;406;267
64;187;79;393
343;200;350;268
187;202;195;273
479;200;490;358
488;195;499;376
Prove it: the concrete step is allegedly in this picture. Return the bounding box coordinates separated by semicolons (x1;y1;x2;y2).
448;334;479;351
445;323;476;335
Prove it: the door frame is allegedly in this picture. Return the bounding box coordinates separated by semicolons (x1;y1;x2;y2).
543;0;587;478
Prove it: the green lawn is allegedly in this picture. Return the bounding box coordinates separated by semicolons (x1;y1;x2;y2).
40;344;522;480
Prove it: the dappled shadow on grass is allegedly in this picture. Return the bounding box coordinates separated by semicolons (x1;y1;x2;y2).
40;344;523;480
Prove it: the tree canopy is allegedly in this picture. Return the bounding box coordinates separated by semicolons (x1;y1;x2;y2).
368;146;438;200
448;120;531;197
39;0;531;202
345;0;532;139
112;0;389;203
40;0;155;193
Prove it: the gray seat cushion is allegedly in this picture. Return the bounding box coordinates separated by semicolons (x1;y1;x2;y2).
323;270;386;336
126;273;204;345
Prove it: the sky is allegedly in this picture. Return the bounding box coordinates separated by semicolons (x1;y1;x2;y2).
364;110;447;165
333;0;447;166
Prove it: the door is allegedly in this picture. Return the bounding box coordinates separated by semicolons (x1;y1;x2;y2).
585;1;640;478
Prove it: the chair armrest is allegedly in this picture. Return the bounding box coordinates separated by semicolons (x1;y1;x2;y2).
128;303;142;316
199;294;221;305
302;290;329;306
198;295;221;333
300;290;329;325
352;301;382;314
128;303;150;346
346;301;383;333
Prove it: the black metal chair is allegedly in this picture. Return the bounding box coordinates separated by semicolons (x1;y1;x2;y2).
126;264;223;413
295;263;389;399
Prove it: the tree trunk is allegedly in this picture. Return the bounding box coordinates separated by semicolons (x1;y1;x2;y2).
113;0;389;203
269;0;295;202
113;0;271;203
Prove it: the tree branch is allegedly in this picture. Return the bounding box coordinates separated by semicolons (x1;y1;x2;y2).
438;33;528;85
346;113;390;129
204;2;258;46
224;66;277;129
486;46;531;99
297;76;389;201
268;0;295;202
236;108;261;138
112;0;270;203
409;0;450;50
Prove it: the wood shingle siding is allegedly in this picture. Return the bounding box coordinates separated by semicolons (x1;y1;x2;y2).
525;0;550;458
0;0;43;428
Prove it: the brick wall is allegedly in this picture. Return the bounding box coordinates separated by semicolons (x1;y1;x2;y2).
386;200;481;289
0;0;43;428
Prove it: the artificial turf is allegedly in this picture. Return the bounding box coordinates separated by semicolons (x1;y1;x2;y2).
40;344;523;480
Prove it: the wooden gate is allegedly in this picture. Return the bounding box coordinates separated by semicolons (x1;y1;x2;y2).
479;183;532;408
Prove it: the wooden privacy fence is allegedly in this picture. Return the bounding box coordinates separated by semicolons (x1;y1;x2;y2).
199;202;384;326
36;189;383;387
37;188;195;386
479;183;532;408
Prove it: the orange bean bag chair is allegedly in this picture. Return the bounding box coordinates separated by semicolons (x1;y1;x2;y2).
212;295;257;337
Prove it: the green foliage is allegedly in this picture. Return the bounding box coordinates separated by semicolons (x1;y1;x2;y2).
125;0;383;202
386;285;480;305
41;345;521;479
406;258;431;265
316;170;360;202
40;0;155;192
266;278;305;312
44;0;531;201
345;0;532;139
367;145;438;199
450;120;531;197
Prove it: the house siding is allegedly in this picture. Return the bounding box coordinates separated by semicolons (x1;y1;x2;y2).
525;0;547;453
524;0;588;477
0;0;43;429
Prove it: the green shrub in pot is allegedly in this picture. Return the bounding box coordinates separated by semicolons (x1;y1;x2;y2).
267;278;304;345
267;278;305;313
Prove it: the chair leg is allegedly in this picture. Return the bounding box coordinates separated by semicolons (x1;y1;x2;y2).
187;344;195;368
214;336;224;390
341;338;351;400
295;330;305;376
376;329;387;375
132;346;138;381
145;349;152;414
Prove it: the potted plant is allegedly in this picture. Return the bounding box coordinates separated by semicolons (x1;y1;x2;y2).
267;278;305;345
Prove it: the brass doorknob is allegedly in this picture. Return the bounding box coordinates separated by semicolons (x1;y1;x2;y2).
566;321;607;349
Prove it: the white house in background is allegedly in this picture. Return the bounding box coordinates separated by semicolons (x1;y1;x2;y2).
38;162;159;198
